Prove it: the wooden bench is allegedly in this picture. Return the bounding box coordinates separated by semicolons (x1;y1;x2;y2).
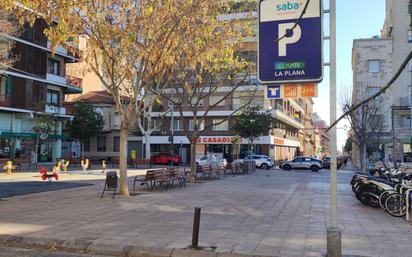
133;168;186;191
196;165;221;180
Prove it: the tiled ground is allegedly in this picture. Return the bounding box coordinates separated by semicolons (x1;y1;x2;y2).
1;169;411;257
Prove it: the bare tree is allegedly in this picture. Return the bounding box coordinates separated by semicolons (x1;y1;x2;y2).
163;72;256;179
340;85;387;172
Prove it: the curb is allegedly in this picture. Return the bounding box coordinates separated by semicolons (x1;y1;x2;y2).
0;234;371;257
0;234;272;257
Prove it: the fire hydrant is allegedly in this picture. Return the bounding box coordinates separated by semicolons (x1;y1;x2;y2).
3;161;16;175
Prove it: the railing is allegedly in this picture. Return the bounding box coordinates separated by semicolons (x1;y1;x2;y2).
66;75;83;89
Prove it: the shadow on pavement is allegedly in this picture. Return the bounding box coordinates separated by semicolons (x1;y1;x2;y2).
0;181;94;198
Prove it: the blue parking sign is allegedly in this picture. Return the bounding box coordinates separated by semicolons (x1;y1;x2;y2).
258;0;323;84
267;85;281;98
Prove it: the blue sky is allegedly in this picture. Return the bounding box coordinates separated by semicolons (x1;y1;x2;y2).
314;0;386;149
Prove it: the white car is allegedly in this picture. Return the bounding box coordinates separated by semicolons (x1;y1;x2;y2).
196;155;227;167
233;155;274;170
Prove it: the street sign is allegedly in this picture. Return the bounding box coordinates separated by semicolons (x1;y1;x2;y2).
266;84;317;98
258;0;323;84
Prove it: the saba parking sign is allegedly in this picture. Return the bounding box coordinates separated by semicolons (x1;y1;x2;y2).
258;0;323;84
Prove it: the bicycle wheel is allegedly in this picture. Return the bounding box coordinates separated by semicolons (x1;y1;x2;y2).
379;190;396;210
385;193;407;217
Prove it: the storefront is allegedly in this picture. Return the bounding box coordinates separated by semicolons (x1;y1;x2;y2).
150;135;300;164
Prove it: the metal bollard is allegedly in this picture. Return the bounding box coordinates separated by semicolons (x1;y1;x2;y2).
192;207;201;249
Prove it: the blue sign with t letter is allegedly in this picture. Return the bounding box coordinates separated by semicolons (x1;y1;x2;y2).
258;0;323;84
267;85;281;98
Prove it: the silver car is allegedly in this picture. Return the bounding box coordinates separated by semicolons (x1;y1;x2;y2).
280;157;323;172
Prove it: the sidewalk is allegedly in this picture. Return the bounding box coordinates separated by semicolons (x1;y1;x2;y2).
1;169;412;257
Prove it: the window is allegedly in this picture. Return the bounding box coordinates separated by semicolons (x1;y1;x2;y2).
370;115;382;130
213;119;228;131
209;96;225;106
189;120;205;131
97;136;106;152
0;76;12;96
401;115;411;128
367;87;380;97
151;120;161;131
171;119;183;131
47;58;60;75
83;138;90;152
190;96;204;106
114;113;121;126
408;30;412;43
113;137;120;152
46;90;59;105
368;60;380;73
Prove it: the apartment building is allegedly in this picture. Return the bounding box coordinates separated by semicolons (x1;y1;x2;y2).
64;91;143;160
352;0;411;162
149;86;306;164
0;19;82;162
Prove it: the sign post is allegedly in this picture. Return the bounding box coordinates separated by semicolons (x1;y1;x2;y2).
258;0;323;84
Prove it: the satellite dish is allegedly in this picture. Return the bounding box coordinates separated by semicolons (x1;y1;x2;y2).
40;133;48;140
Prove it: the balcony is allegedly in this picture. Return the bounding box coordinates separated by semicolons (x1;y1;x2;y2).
0;94;11;107
45;105;66;115
66;75;83;89
271;109;304;129
47;41;81;59
47;73;67;85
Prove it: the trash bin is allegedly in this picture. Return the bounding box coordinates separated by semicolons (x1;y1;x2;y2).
101;171;118;198
243;160;256;173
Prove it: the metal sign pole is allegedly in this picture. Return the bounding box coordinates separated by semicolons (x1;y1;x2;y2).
327;0;341;256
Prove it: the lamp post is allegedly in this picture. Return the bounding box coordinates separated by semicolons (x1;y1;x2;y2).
327;0;341;256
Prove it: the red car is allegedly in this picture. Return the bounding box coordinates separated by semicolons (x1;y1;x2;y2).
150;153;182;166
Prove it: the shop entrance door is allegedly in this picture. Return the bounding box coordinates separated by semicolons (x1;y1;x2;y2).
207;144;232;162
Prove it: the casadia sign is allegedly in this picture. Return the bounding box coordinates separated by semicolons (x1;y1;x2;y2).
195;136;234;144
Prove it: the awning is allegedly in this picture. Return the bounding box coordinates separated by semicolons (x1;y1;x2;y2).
0;132;62;139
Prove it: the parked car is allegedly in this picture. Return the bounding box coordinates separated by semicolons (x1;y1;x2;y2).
150;153;182;166
233;155;274;170
280;157;323;172
196;155;227;167
322;156;342;169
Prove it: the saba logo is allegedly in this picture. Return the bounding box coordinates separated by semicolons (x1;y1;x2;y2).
276;1;303;11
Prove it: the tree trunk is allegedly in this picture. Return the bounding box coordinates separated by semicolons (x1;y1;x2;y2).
360;143;367;173
144;132;151;159
81;141;85;160
119;127;129;196
190;139;197;182
35;135;39;164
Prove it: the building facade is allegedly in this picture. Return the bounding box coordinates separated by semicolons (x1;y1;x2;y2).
0;19;82;163
352;0;411;163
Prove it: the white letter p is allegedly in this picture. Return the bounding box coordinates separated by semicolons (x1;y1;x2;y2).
278;23;302;57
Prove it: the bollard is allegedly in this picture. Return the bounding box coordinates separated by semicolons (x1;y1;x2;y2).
191;207;201;249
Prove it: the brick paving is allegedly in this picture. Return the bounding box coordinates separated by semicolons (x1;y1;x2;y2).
0;169;411;257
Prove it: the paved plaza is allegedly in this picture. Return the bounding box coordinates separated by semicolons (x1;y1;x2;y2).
1;168;412;257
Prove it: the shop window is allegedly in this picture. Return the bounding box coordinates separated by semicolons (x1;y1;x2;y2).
46;90;59;106
48;58;60;75
368;60;380;73
189;120;205;131
84;138;90;152
213;119;228;131
113;136;120;152
97;136;106;152
401;115;411;128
